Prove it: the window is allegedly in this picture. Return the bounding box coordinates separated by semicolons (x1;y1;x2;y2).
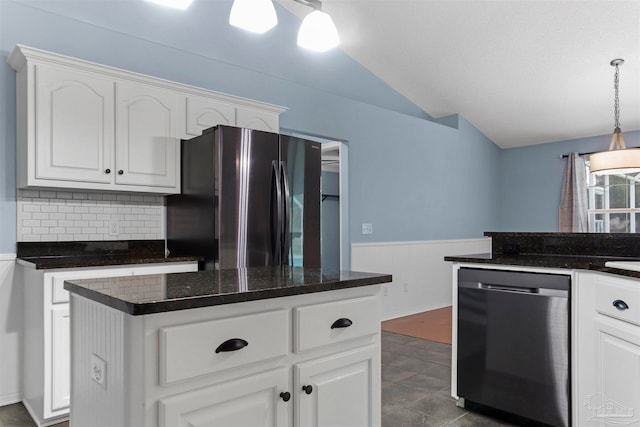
587;163;640;232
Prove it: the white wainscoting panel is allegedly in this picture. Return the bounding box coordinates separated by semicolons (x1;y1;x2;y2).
351;238;490;320
0;255;21;406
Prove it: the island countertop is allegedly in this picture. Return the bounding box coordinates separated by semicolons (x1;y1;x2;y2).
64;267;392;315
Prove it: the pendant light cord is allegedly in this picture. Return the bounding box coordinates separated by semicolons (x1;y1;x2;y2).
613;62;621;132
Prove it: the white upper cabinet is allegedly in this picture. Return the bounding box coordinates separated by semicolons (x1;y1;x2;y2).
35;65;114;184
184;96;282;138
185;96;235;137
116;81;180;189
236;106;280;133
8;45;286;194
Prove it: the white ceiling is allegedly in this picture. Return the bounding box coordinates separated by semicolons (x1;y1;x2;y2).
279;0;640;149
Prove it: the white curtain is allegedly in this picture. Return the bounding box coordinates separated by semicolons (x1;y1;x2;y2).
559;152;588;232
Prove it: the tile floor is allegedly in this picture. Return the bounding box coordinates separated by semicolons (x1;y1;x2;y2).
0;331;524;427
380;331;522;426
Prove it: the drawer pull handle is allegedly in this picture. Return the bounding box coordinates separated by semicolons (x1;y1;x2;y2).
613;299;629;311
118;170;124;175
105;168;111;174
302;385;313;395
215;338;248;353
331;318;353;329
279;392;291;402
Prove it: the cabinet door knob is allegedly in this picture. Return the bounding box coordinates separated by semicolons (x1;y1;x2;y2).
105;169;111;174
118;170;124;175
613;299;629;311
331;318;353;329
215;338;248;353
302;385;313;395
279;392;291;402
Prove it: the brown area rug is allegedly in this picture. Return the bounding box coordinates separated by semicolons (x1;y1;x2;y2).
381;306;452;345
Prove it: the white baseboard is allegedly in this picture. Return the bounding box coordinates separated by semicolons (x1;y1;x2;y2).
0;392;22;408
381;302;451;322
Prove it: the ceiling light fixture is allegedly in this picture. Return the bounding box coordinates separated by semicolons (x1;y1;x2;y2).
228;0;339;52
589;59;640;175
295;0;340;52
146;0;193;10
229;0;278;34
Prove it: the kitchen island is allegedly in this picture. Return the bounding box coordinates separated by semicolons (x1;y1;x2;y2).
64;267;391;427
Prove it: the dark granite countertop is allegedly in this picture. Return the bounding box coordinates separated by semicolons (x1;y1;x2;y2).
18;254;201;269
444;253;640;280
64;267;392;315
16;240;202;269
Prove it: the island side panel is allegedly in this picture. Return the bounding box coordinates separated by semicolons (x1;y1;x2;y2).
70;294;143;427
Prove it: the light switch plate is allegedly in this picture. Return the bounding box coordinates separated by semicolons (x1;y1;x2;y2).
361;223;373;235
91;354;107;388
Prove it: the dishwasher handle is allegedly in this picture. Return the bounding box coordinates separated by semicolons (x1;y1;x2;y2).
480;283;538;293
459;280;569;297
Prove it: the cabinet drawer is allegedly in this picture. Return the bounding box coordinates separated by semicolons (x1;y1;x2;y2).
294;296;379;353
160;309;289;385
595;277;640;326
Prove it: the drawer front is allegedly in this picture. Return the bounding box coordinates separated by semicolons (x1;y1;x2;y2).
160;309;289;385
51;262;198;304
294;295;379;353
595;277;640;326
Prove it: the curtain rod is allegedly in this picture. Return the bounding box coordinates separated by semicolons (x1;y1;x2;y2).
559;151;597;159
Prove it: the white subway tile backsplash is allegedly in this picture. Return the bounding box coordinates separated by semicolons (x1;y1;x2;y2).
17;189;164;242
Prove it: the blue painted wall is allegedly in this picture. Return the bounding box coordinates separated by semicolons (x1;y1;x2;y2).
0;0;503;255
498;130;640;231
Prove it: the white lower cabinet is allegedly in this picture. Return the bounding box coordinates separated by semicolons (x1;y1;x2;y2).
69;285;381;427
159;368;290;427
576;272;640;427
50;306;70;412
21;261;198;427
295;345;378;427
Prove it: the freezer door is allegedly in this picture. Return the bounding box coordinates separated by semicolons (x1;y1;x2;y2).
280;135;321;268
217;126;280;269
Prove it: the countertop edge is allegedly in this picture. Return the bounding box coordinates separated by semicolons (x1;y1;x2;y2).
18;256;202;270
445;254;640;280
64;272;393;316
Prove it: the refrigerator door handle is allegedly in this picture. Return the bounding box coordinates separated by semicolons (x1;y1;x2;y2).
280;161;291;266
271;161;282;265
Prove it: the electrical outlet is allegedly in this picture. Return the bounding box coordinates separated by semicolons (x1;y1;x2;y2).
403;283;409;293
361;223;373;235
109;219;119;236
91;354;106;387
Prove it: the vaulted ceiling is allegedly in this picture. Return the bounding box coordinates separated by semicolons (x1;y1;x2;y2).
279;0;640;149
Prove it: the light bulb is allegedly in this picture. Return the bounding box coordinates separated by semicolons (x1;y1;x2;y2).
297;10;340;52
229;0;278;34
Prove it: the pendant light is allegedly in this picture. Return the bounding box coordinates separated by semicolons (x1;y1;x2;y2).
296;1;340;52
229;0;278;34
589;59;640;175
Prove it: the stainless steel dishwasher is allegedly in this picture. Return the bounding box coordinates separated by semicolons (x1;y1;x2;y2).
457;267;570;427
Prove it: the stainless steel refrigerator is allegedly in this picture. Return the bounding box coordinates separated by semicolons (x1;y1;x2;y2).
167;125;321;270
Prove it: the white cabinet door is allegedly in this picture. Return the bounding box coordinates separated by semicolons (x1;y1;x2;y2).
35;64;114;184
236;106;279;133
51;305;71;412
295;345;379;427
586;315;640;427
159;367;290;427
185;96;235;137
116;81;180;190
